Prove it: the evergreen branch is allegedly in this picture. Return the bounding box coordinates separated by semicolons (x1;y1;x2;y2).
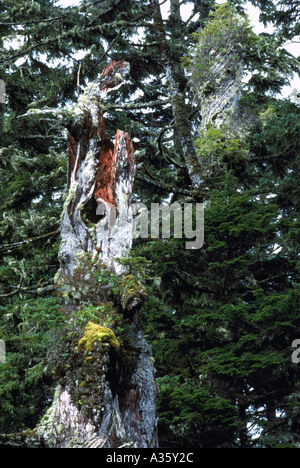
130;75;160;101
79;0;129;13
86;11;154;75
0;431;41;448
2;18;92;63
173;271;214;294
17;108;64;120
0;16;63;26
156;106;200;164
0;9;154;66
87;29;124;75
185;11;200;26
0;282;54;298
135;172;190;195
0;38;60;64
0;290;18;298
18;135;66;140
0;230;59;251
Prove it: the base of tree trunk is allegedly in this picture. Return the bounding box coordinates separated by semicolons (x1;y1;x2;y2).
36;324;158;448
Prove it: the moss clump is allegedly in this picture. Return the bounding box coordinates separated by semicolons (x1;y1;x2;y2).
78;321;120;353
119;275;147;312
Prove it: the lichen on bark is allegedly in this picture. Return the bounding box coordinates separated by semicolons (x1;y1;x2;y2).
187;4;253;137
35;61;159;449
119;275;148;312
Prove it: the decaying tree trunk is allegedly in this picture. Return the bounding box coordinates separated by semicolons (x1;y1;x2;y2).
189;7;252;140
150;0;245;190
17;61;158;449
59;61;137;278
199;57;244;135
151;1;249;187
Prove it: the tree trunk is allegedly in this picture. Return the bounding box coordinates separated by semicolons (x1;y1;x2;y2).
29;61;158;449
197;51;244;136
151;0;203;189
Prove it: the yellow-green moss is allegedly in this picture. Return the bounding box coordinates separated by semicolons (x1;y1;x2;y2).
78;321;120;353
119;274;147;311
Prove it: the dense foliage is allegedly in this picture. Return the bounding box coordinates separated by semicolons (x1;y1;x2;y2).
141;98;300;447
0;0;299;448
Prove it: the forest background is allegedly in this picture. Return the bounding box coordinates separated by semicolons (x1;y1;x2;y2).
0;0;299;448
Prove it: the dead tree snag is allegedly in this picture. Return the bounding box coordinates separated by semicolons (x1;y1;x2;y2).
34;61;159;448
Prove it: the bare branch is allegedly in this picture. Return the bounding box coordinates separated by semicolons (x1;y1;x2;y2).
0;16;63;26
0;282;54;298
107;99;170;111
136;172;190;195
0;230;59;251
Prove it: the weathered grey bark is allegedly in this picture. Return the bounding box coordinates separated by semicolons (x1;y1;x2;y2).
28;61;158;449
199;56;244;135
151;1;248;189
59;61;135;278
189;8;251;140
37;330;158;448
156;2;250;187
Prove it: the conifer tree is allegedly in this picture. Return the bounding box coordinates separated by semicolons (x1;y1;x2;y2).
0;0;299;448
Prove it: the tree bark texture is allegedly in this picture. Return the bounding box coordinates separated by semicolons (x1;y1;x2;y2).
198;52;244;136
33;61;159;448
60;60;135;277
